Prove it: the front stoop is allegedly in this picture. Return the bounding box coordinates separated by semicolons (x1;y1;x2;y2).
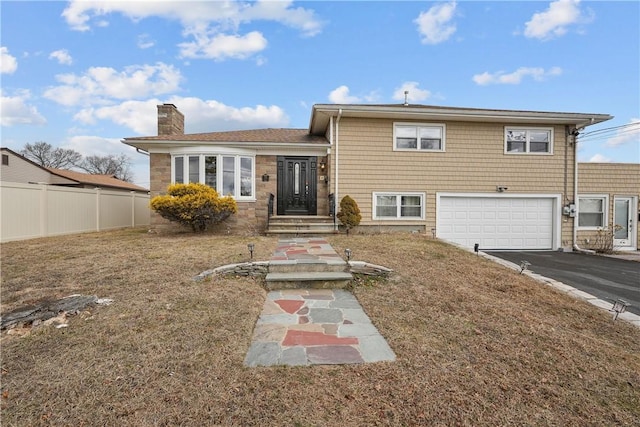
266;215;336;235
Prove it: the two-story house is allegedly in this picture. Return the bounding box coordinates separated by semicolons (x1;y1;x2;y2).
123;103;639;252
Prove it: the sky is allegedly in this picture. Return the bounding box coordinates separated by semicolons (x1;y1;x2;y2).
1;0;639;187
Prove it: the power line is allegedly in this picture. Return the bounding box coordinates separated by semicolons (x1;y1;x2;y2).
579;122;640;137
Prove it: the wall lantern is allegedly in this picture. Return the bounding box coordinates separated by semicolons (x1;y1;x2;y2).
262;173;269;182
248;243;255;260
319;160;327;171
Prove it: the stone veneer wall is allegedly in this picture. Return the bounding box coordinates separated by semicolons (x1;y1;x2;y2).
148;153;278;234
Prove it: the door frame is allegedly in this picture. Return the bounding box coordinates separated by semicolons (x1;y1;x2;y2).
276;156;318;216
613;196;637;250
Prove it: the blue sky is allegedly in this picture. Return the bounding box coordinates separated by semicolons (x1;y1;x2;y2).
2;0;639;187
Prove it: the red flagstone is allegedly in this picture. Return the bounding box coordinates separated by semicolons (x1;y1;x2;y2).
282;330;359;347
274;299;305;314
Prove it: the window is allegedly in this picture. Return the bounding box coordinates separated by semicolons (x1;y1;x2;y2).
373;193;425;219
505;127;553;154
578;195;608;229
172;154;254;199
394;123;445;151
2;154;8;165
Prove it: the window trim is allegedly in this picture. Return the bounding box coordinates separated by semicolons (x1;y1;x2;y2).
372;192;426;220
577;194;609;230
504;126;554;155
393;122;446;152
171;153;255;201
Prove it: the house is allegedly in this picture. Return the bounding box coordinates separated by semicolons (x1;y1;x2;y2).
0;147;148;193
123;103;639;251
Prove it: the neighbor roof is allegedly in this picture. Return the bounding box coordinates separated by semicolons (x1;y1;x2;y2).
47;168;148;192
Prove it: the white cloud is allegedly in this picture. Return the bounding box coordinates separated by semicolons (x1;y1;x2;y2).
178;31;267;60
137;34;155;49
43;62;183;106
606;118;640;147
49;49;73;65
524;0;593;40
74;96;289;135
415;1;457;45
588;154;612;163
1;47;18;74
392;82;431;103
328;86;361;104
327;86;379;104
62;0;323;61
0;89;47;126
472;66;562;85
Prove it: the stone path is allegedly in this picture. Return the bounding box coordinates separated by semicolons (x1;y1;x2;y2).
244;289;396;367
244;237;396;367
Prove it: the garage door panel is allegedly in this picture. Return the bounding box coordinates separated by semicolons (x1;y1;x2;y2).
438;196;554;250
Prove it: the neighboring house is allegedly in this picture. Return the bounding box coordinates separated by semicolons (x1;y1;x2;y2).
124;103;639;251
0;147;148;193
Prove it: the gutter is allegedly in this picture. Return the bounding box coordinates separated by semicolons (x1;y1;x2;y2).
334;108;342;230
571;127;596;254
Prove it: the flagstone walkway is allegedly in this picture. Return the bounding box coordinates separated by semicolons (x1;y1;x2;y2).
244;238;396;367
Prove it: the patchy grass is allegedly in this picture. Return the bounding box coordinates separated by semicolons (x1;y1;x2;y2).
1;229;639;426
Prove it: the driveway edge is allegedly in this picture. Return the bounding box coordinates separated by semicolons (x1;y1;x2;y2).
480;251;640;329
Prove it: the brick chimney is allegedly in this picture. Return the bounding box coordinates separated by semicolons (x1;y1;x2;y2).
157;104;184;136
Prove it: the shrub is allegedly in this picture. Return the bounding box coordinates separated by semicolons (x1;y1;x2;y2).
337;195;361;234
150;183;238;232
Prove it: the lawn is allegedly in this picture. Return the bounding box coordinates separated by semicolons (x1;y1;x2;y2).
1;228;639;426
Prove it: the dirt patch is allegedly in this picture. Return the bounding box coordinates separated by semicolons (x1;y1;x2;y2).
1;229;639;426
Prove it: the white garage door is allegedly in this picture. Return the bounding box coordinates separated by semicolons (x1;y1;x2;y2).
437;196;554;250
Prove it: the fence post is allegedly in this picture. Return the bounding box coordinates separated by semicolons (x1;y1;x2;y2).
40;184;48;238
131;191;136;227
96;188;101;232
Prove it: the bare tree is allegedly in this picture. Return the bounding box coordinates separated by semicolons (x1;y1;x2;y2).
78;154;134;182
21;142;82;169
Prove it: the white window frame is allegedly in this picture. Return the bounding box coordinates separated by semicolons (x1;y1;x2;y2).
372;192;425;220
171;154;255;201
504;127;554;155
577;194;609;230
393;122;446;152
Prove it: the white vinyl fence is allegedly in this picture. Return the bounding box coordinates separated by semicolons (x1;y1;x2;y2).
1;181;150;243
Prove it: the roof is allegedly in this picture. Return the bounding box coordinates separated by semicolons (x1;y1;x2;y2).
124;128;327;144
47;168;148;192
309;103;613;135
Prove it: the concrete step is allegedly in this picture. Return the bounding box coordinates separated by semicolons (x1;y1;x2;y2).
264;271;353;290
269;259;348;273
270;215;334;224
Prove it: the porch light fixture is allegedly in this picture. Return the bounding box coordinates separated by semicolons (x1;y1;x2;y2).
248;243;255;260
261;173;269;182
344;248;352;262
611;299;629;321
320;160;326;171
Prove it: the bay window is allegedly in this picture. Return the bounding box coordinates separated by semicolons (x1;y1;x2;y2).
172;154;254;199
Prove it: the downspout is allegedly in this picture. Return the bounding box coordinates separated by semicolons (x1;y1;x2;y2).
571;126;595;254
334;108;342;231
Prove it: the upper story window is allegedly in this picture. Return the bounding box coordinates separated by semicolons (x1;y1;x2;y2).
172;154;254;200
578;195;608;229
394;123;445;152
2;154;8;165
505;127;553;154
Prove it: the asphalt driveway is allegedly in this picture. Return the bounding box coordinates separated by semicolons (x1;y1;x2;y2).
488;251;640;316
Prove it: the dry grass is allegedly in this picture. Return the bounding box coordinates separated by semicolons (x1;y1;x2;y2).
1;229;639;426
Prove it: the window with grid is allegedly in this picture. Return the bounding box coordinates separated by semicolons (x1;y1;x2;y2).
394;123;445;151
373;193;425;219
505;127;553;154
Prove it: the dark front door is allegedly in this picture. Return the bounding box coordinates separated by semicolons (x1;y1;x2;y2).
277;156;317;215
